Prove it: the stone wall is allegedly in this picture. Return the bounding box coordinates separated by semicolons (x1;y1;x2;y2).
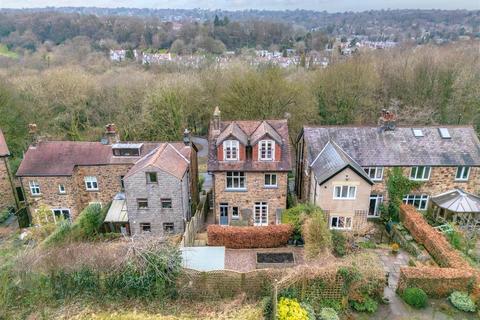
125;167;189;236
0;157;15;211
20;175;78;220
213;171;288;226
22;164;132;222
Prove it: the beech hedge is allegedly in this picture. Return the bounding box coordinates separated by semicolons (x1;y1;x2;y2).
207;224;293;249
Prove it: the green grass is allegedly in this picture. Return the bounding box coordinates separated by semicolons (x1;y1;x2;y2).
0;44;19;59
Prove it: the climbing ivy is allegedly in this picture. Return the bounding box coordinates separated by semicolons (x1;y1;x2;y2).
381;167;422;222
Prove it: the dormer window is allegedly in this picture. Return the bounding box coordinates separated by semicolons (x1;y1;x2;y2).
223;140;239;161
112;143;142;157
259;140;275;161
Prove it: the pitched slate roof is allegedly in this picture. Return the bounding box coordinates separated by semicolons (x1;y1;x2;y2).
16;141;160;177
208;119;292;172
124;143;191;180
310;140;373;185
250;121;283;145
0;129;10;157
303;126;480;167
431;189;480;213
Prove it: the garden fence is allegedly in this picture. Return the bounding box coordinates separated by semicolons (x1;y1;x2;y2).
181;192;210;247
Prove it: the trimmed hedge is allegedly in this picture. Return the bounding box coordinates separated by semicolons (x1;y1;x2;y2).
207;224;293;249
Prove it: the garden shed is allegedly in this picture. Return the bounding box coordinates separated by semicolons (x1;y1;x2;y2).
430;189;480;232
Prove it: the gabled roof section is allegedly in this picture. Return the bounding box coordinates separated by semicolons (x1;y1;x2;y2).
0;129;10;157
216;122;248;146
303;126;480;166
431;189;480;213
310;140;373;185
250;121;283;146
125;143;191;180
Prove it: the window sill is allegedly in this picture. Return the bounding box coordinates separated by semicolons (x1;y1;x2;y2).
85;189;99;192
264;186;278;189
225;188;247;192
409;178;429;182
31;194;42;197
454;179;469;182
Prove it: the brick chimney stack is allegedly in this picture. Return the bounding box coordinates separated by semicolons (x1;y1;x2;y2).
28;123;39;147
213;106;221;132
105;123;120;145
378;109;397;131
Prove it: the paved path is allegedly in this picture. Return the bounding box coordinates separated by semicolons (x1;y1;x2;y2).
370;248;478;320
191;136;208;158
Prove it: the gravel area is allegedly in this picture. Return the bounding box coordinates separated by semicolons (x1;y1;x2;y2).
224;246;305;272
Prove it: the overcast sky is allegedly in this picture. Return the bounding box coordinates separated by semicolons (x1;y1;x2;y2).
1;0;478;11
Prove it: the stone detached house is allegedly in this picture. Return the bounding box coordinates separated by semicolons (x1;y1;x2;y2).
16;125;198;236
0;129;17;212
124;142;198;235
207;107;292;226
295;114;480;233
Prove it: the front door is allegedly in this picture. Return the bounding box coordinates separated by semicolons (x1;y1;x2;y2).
254;202;268;226
219;203;229;225
368;195;383;218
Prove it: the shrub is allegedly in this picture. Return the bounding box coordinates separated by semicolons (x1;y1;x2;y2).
350;297;378;313
0;209;10;225
448;291;476;312
317;298;343;312
401;287;428;309
77;204;107;239
207;224;293;248
282;204;317;240
319;307;339;320
359;241;376;249
300;302;315;320
261;296;273;320
303;210;331;258
331;230;347;257
277;297;309;320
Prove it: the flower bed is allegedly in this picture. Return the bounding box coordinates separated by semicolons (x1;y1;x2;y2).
207;224;293;249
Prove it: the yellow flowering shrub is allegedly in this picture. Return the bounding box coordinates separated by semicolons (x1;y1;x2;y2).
277;297;309;320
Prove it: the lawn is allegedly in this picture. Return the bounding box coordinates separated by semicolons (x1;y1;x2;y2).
0;44;19;59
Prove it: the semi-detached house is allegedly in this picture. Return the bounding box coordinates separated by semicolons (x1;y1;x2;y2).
295;115;480;233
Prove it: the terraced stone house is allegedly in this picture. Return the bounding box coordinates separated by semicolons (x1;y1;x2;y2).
207;107;292;226
16;125;198;235
295;115;480;233
0;129;17;212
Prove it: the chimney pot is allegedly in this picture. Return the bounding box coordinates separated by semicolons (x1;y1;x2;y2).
183;128;191;146
104;123;120;144
213;106;221;131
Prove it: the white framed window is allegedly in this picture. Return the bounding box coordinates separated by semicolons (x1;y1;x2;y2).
226;172;246;190
223;140;239;161
333;185;357;200
232;207;239;220
455;166;470;181
140;223;151;233
403;194;429;210
137;198;149;209
368;194;384;218
364;167;384;181
84;176;98;191
264;173;277;187
259;140;275;161
410;166;431;181
52;208;71;223
58;184;66;194
146;172;158;184
330;216;352;230
29;181;40;196
254;202;268;226
161;198;172;208
163;222;174;233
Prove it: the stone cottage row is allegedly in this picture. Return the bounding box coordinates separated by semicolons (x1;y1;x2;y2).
0;108;479;236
